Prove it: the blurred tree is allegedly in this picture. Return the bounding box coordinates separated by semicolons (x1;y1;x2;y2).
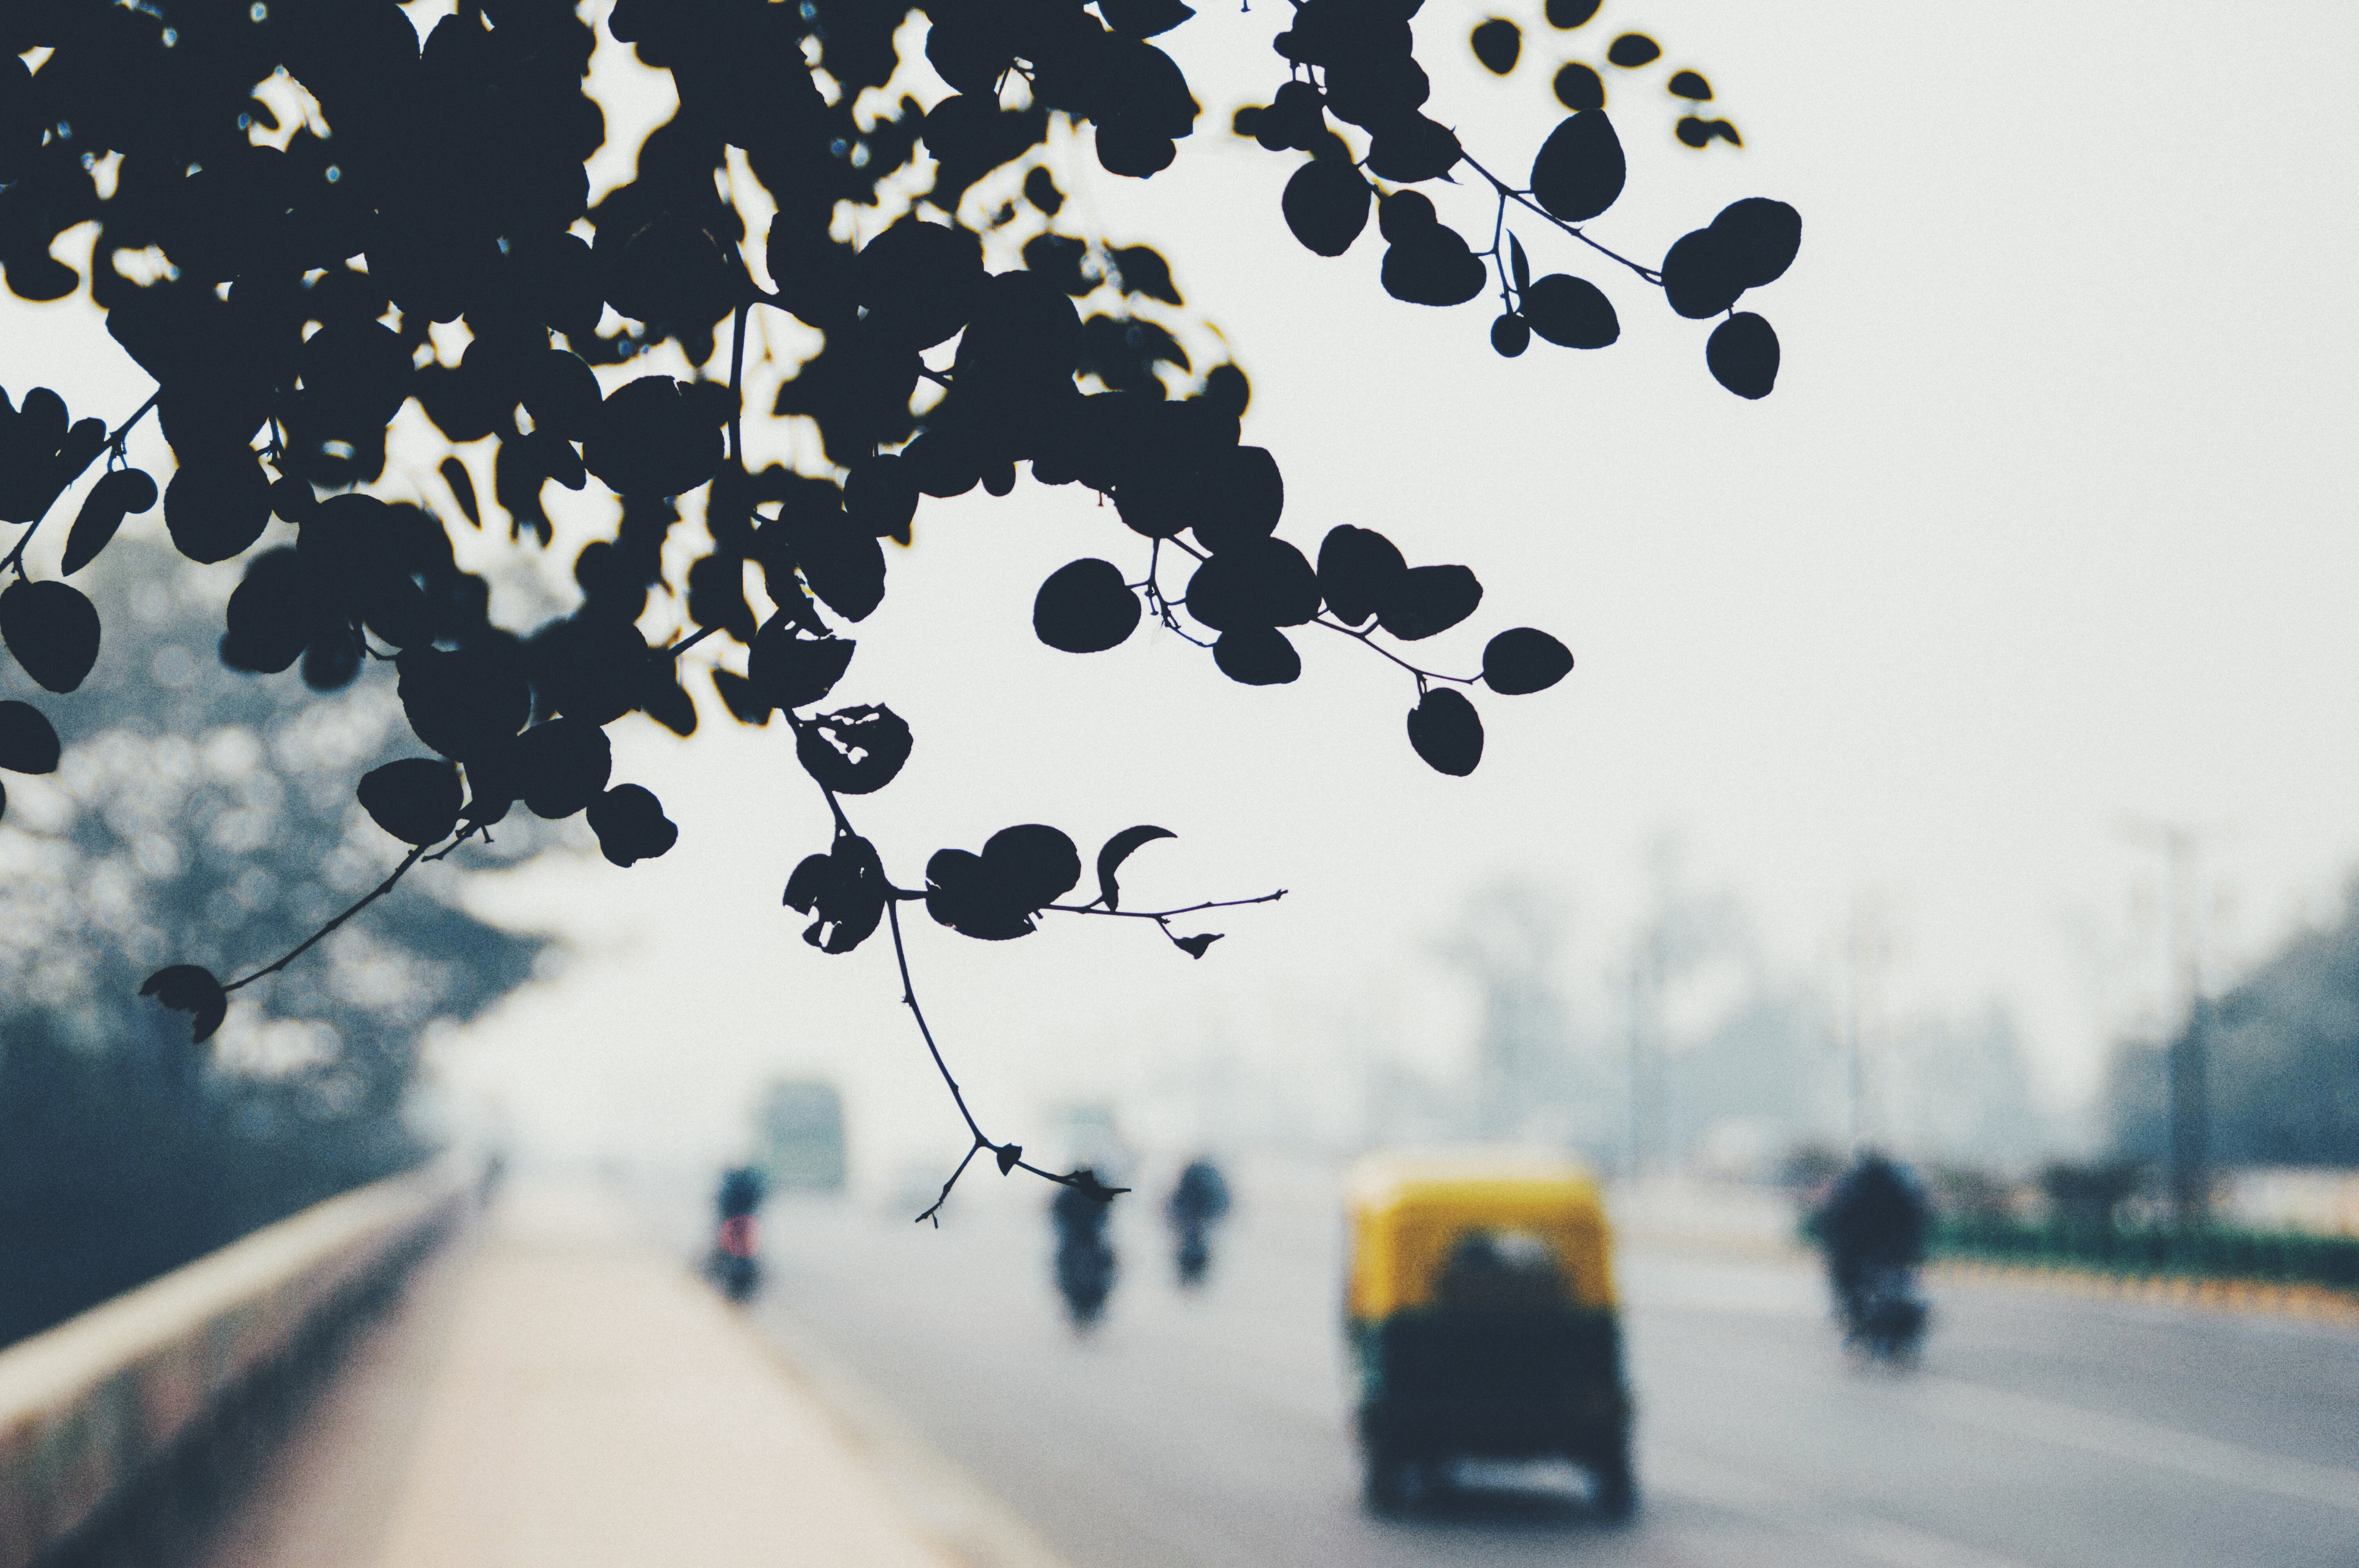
0;541;545;1346
2110;882;2359;1167
0;0;1800;1211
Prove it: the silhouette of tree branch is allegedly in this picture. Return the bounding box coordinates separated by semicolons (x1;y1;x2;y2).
221;841;433;995
2;389;160;578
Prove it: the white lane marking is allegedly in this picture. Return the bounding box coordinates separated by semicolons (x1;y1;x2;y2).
1908;1376;2359;1514
1644;1445;2042;1568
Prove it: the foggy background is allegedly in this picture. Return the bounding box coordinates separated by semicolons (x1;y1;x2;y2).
4;1;2355;1194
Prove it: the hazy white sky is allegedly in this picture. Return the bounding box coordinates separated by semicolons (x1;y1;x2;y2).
6;4;2356;1174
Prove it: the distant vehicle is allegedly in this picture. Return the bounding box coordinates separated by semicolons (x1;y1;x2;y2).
1043;1102;1132;1187
1165;1158;1232;1288
1810;1152;1932;1366
707;1165;765;1302
1344;1149;1635;1519
755;1080;847;1192
1052;1176;1118;1330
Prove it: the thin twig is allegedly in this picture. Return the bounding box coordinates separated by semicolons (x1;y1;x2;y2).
1308;615;1482;686
222;842;431;993
3;389;161;577
727;301;748;465
1047;890;1288;920
1457;152;1664;285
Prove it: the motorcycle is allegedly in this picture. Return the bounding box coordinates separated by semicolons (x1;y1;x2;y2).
1165;1158;1230;1290
1052;1178;1118;1329
708;1212;761;1302
707;1165;765;1303
1841;1263;1928;1365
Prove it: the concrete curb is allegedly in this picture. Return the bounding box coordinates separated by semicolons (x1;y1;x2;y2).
1931;1258;2359;1327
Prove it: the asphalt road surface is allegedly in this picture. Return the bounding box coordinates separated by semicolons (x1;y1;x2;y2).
724;1163;2359;1568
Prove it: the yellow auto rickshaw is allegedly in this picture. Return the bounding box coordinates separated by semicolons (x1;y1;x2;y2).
1344;1149;1634;1516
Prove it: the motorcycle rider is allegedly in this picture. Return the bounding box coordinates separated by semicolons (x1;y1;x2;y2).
709;1165;765;1301
1811;1150;1931;1353
1165;1157;1231;1288
1052;1173;1118;1329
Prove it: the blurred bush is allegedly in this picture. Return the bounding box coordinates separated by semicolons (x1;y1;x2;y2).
0;544;549;1347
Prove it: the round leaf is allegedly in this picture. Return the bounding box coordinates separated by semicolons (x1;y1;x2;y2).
1379;564;1484;641
141;964;228;1044
1711;198;1803;289
515;717;614;819
1213;626;1302;685
1482;628;1575;694
1660;229;1747;319
1281;158;1371;258
1553;63;1605;111
1708;312;1781;399
1318;525;1407;626
795;704;913;795
163;447;271;564
1607;32;1661;67
1408;688;1484;776
0;700;60;774
1492;313;1532;358
588;783;679;867
749;616;857;710
1521;273;1619;348
1470;18;1522;74
0;579;101;693
1034;558;1142;653
1529;111;1626;224
356;757;464;846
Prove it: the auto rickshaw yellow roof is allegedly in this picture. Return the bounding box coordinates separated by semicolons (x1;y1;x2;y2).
1346;1147;1605;1215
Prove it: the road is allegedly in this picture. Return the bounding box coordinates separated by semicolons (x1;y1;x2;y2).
719;1160;2359;1568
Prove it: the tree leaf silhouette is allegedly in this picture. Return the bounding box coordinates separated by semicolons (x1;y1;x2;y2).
1214;626;1303;685
356;759;465;846
1553;63;1605;112
515;717;614;820
797;705;913;795
1545;0;1603;26
1035;559;1143;653
1471;19;1523;75
1482;628;1575;694
140;965;228;1045
588;784;678;868
0;701;61;775
1529;111;1626;223
1521;274;1620;348
0;580;102;693
1607;33;1662;67
1379;564;1483;641
1668;70;1714;101
1407;688;1484;776
1707;312;1781;399
1174;933;1222;959
1097;825;1177;911
61;469;158;577
1712;198;1803;288
749;615;856;711
1318;525;1408;627
1281;158;1371;257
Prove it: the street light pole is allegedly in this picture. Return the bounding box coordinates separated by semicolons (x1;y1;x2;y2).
2125;819;2210;1229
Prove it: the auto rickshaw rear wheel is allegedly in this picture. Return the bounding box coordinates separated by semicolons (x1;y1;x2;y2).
1361;1448;1418;1514
1590;1445;1637;1521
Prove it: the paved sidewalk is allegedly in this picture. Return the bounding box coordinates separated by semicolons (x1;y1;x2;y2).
196;1180;962;1568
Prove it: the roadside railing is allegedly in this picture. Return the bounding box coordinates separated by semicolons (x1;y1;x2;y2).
0;1156;479;1568
1934;1217;2359;1292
